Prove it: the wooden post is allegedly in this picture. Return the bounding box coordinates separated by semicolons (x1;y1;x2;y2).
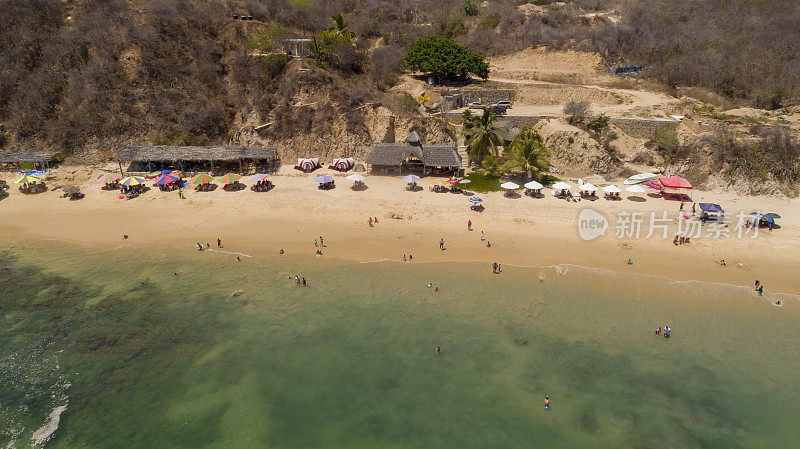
118;161;124;177
210;160;214;172
238;158;243;174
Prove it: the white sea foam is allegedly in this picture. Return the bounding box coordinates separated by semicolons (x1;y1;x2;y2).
30;404;67;447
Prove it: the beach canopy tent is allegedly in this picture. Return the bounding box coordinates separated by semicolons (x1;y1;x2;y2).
658;175;693;191
0;151;60;171
116;145;278;174
602;185;621;193
315;175;334;184
402;174;421;183
346;174;365;182
699;203;723;214
468;196;483;203
699;203;724;221
551;181;571;190
366;131;461;175
524;181;543;190
579;183;598;192
295;158;321;173
329;157;355;172
501;182;520;190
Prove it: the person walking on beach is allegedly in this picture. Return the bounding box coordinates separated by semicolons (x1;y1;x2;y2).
178;187;185;199
680;201;684;211
492;262;497;274
480;231;485;241
692;202;696;213
217;238;222;248
754;280;760;290
320;236;324;247
467;219;472;231
439;239;445;251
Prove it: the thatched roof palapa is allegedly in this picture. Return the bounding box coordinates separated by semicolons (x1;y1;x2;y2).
366;143;461;168
117;145;277;162
0;151;60;163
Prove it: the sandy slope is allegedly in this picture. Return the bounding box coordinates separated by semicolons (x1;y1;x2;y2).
1;165;798;297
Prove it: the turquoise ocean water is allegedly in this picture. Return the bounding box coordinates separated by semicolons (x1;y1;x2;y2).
1;240;799;448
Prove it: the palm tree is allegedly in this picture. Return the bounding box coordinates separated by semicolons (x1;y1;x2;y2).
504;129;550;179
329;13;355;42
465;109;506;163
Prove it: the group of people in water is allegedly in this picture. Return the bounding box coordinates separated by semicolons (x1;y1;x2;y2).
492;262;502;274
655;326;672;338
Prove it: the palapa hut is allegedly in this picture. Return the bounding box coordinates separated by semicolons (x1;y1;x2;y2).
366;131;461;175
0;151;60;171
116;145;278;175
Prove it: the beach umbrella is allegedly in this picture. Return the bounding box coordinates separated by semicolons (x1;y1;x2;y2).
626;185;646;193
97;173;120;184
459;179;472;184
27;170;48;177
763;213;781;219
402;174;420;183
14;175;41;184
429;178;447;186
524;181;543;190
315;175;334;184
551;181;571;190
346;174;365;182
218;173;242;184
248;173;269;183
120;176;146;186
468;196;483;204
579;183;598;192
191;174;214;185
501;182;520;190
154;173;180;185
146;171;160;179
602;185;621;193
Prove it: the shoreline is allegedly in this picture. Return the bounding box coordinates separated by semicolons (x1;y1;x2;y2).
0;165;798;296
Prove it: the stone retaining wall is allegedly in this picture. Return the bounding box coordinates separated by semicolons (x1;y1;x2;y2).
608;117;679;139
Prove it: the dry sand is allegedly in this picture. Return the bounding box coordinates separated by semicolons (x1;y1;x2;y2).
1;165;798;296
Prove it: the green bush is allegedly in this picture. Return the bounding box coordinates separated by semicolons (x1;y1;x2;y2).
463;0;480;16
587;114;610;132
404;35;489;80
435;15;468;38
263;53;290;78
477;13;500;30
248;24;288;53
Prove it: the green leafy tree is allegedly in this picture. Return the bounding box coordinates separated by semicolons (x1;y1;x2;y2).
329;13;355;42
503;129;550;179
478;155;502;177
464;109;506;162
404;36;489;80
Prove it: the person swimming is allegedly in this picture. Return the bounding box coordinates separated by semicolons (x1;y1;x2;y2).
655;327;661;335
544;396;550;409
664;326;671;338
435;346;442;354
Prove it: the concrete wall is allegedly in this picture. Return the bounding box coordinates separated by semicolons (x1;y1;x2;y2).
461;89;514;106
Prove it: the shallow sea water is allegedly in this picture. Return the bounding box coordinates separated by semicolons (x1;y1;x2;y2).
1;240;799;448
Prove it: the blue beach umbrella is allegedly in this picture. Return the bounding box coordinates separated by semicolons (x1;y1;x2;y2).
468;196;483;204
315;175;333;183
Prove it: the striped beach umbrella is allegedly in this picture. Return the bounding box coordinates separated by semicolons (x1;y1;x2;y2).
154;173;180;185
146;171;161;179
218;173;242;184
120;176;146;186
468;196;483;204
14;175;40;184
248;173;269;183
429;178;447;186
97;173;121;184
191;174;214;185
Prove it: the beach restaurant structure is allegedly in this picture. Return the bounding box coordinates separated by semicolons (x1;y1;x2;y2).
365;131;461;175
0;151;60;171
117;145;278;174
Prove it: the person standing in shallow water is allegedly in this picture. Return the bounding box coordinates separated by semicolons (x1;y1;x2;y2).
544;396;550;409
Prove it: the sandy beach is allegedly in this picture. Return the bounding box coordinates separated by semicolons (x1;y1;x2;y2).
1;165;798;295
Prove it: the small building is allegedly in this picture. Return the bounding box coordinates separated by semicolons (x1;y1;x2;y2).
0;151;60;171
284;38;311;57
116;145;278;174
365;131;461;175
